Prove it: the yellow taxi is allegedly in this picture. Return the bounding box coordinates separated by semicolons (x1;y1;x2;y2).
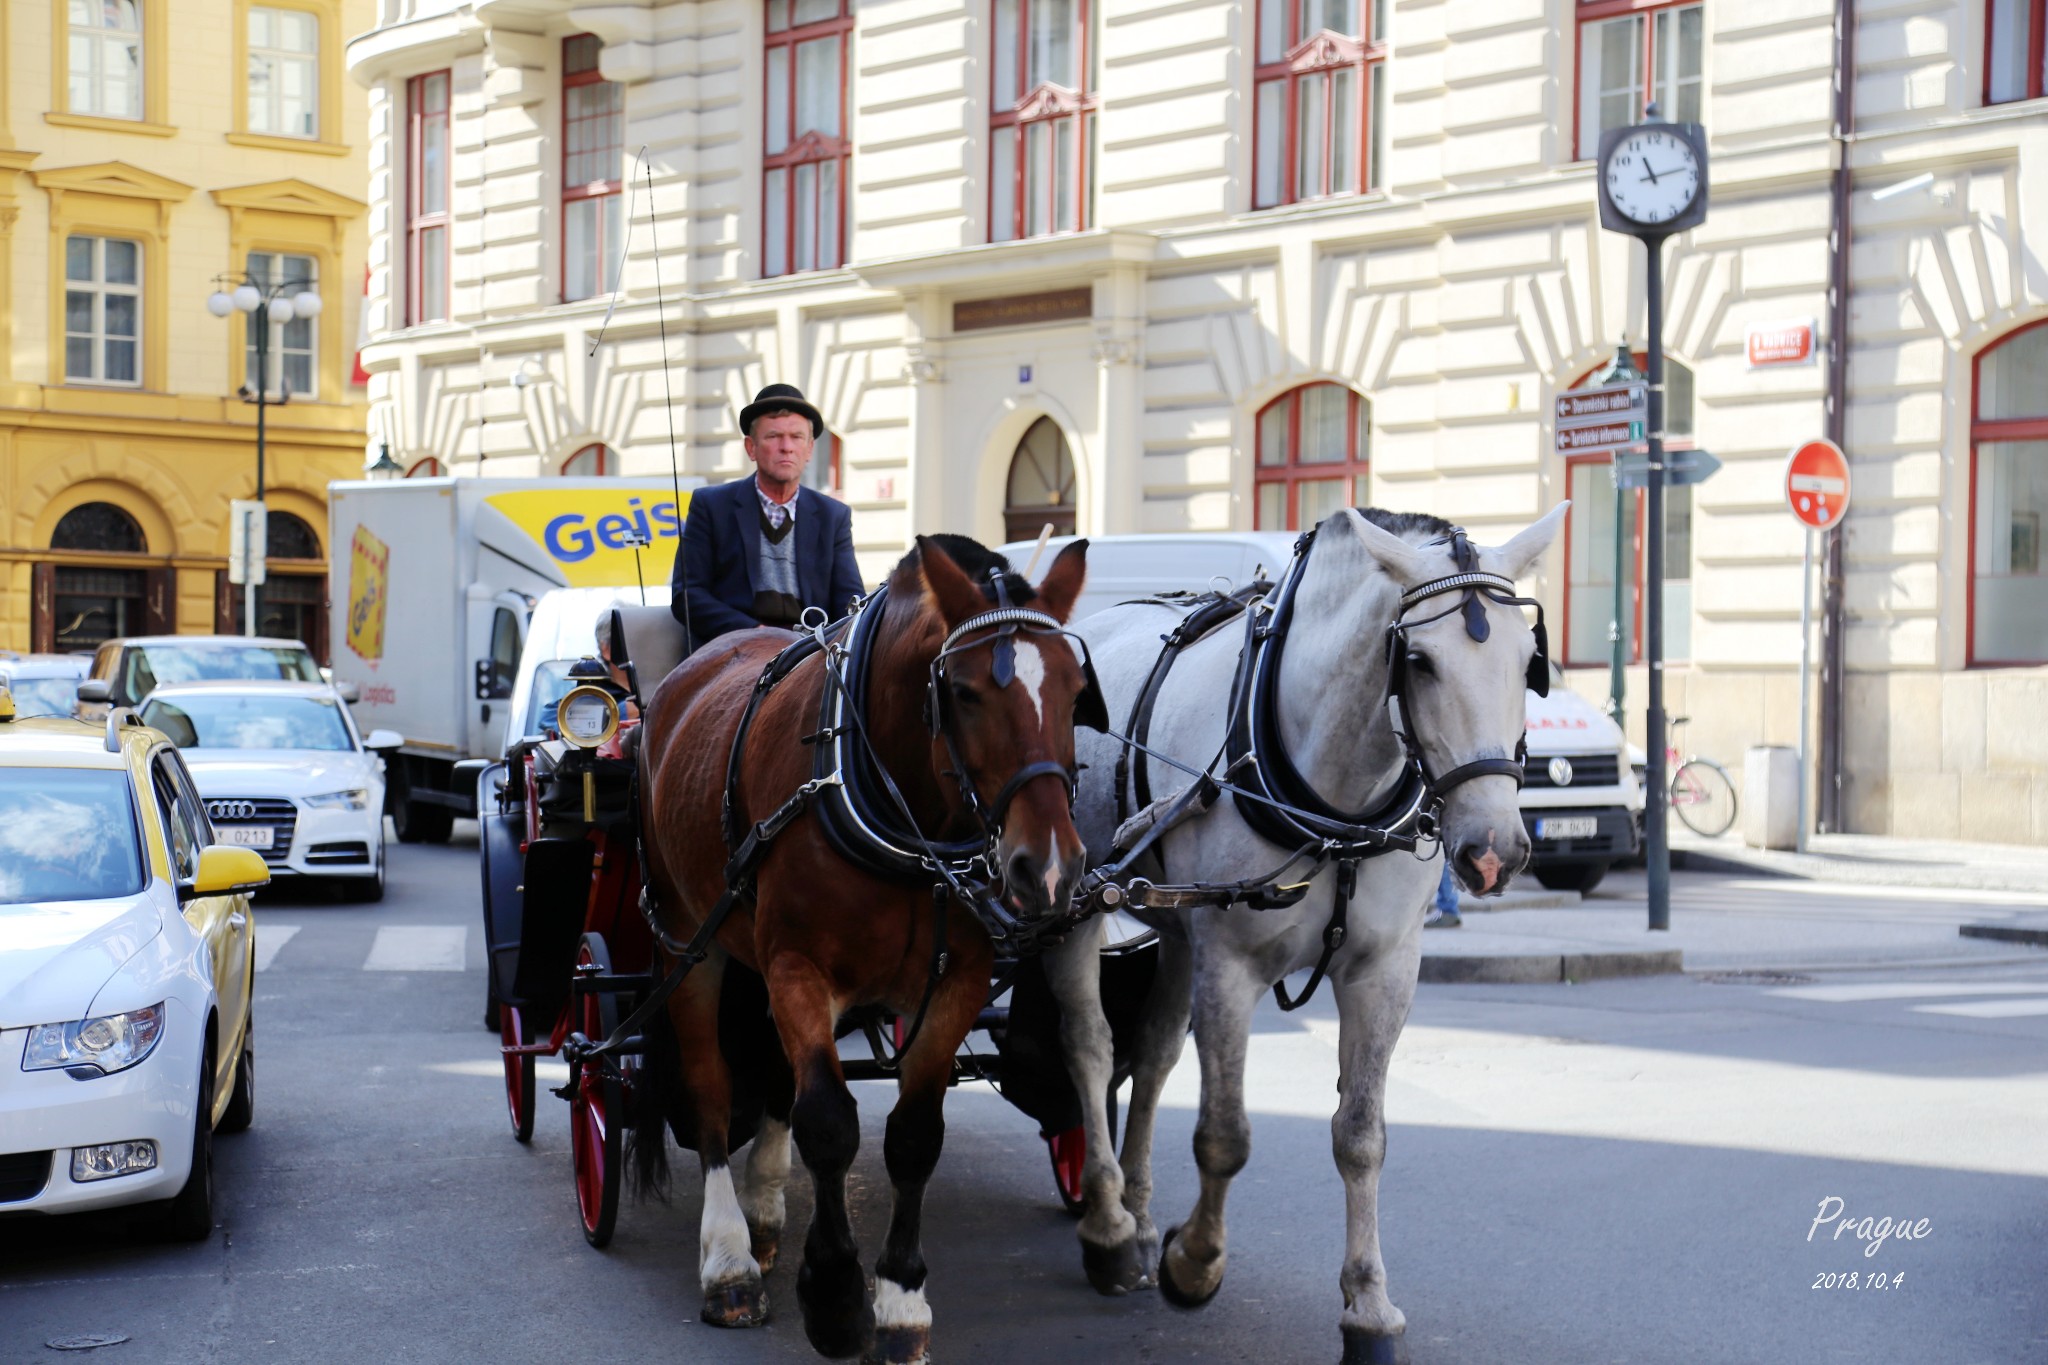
0;685;268;1240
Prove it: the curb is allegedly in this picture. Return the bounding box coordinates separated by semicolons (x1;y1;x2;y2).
1959;923;2048;948
1421;948;1684;984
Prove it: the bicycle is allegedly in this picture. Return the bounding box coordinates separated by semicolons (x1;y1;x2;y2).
1665;716;1738;837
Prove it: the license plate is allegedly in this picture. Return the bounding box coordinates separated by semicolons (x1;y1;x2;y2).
217;825;275;849
1536;817;1598;841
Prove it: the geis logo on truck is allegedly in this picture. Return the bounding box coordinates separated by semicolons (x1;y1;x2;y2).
483;490;687;586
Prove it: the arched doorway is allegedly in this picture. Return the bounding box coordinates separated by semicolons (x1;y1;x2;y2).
36;502;171;652
1004;417;1077;542
217;510;329;662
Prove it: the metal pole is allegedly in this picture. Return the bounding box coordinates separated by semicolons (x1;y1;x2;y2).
1797;528;1815;853
251;302;268;638
1818;0;1855;832
1608;459;1629;724
1644;233;1670;933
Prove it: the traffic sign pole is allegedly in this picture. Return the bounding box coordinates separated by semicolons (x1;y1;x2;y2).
1784;438;1851;856
1797;528;1814;853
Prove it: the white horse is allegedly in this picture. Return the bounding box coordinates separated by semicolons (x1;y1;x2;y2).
1044;505;1565;1364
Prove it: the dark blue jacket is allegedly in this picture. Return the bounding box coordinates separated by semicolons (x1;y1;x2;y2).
669;477;864;649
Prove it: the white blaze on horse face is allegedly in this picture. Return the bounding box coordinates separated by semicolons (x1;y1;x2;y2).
1014;639;1048;728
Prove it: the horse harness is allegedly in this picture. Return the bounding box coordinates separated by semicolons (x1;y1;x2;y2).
582;578;1107;1076
1080;522;1552;1010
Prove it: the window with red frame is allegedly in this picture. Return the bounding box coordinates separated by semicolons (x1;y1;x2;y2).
406;457;445;478
990;0;1095;242
563;36;623;302
562;443;613;476
1575;0;1702;162
765;0;851;276
1969;323;2048;664
1253;384;1369;530
1253;0;1388;209
799;427;842;494
406;70;450;324
1989;0;2047;104
1561;356;1693;666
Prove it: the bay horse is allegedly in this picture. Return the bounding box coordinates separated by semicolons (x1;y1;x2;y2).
1044;506;1565;1363
634;534;1094;1363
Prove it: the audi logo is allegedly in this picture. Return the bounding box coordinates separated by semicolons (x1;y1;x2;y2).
207;800;261;822
1546;757;1575;787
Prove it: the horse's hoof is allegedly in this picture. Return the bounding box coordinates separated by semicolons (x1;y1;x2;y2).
797;1258;876;1359
1081;1234;1145;1296
700;1279;769;1329
1156;1225;1224;1309
750;1227;781;1275
862;1325;931;1365
1339;1324;1409;1365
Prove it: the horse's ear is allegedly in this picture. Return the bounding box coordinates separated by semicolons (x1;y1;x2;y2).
1341;508;1433;586
915;535;988;628
1034;538;1089;624
1490;502;1569;581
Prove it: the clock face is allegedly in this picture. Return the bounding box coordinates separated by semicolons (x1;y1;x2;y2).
1602;127;1701;227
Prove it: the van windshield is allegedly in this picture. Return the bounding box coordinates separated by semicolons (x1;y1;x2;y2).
125;643;319;703
0;769;146;904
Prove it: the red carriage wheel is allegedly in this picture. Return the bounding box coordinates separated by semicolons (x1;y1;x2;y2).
501;1003;535;1143
571;933;624;1248
1044;1126;1086;1215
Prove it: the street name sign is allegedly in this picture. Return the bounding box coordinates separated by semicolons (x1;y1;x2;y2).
1747;318;1817;367
1784;438;1850;529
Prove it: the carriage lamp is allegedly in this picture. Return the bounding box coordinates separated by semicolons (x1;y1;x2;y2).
556;686;620;750
23;1004;166;1077
72;1140;159;1182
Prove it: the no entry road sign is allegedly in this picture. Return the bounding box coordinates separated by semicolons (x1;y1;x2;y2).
1785;438;1851;529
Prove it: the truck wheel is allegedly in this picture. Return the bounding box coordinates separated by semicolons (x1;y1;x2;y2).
1533;860;1609;894
394;797;454;844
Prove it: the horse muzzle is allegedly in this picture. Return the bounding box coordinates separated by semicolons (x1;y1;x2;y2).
1449;825;1531;896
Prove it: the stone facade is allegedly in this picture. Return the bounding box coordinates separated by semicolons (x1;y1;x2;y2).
348;0;2048;843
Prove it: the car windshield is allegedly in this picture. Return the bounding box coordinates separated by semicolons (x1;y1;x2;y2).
526;660;579;739
125;643;319;701
2;676;83;719
0;768;145;904
143;694;355;752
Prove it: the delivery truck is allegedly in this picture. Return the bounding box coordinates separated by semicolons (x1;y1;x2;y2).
326;476;693;841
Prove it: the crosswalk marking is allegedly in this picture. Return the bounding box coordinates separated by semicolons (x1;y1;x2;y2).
252;924;300;973
363;925;468;972
1912;998;2048;1019
1767;982;2048;1003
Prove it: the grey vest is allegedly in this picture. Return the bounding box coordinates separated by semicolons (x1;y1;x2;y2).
752;504;802;627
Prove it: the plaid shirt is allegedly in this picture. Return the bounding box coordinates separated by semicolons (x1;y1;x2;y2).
756;478;797;531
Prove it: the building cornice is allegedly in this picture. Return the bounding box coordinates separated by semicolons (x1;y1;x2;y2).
853;229;1158;295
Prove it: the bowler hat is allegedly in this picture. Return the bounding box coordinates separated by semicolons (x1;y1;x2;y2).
739;383;824;439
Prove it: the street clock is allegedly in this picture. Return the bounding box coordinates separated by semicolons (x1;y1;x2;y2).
1597;119;1709;237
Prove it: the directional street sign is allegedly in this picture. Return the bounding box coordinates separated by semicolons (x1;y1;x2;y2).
1557;420;1647;456
1555;382;1647;456
1614;449;1722;489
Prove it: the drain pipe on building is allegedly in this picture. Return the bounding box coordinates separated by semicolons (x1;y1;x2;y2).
1817;0;1854;835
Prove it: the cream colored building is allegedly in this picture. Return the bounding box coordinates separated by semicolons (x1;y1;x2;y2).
349;0;2048;843
0;0;374;662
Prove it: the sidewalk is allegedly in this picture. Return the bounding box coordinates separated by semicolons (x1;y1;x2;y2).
1420;858;2048;984
1668;828;2048;894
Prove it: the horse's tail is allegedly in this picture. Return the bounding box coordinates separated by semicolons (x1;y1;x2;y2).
628;1004;676;1204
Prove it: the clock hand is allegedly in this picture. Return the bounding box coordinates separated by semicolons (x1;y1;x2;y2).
1639;162;1665;184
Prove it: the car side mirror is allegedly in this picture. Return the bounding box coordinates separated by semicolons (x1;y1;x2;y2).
184;845;271;901
363;728;403;751
333;681;361;704
77;679;112;704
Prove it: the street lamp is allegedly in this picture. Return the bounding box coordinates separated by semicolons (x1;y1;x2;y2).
366;443;405;481
205;271;323;636
1589;341;1642;726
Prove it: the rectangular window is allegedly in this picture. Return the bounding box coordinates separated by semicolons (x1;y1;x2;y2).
244;251;318;399
69;0;144;120
406;70;451;325
64;235;142;387
1575;1;1702;161
990;0;1094;241
1988;0;2047;105
562;35;625;301
765;0;850;275
1251;0;1386;209
249;5;318;137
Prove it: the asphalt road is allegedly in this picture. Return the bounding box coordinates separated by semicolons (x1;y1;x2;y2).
4;835;2045;1364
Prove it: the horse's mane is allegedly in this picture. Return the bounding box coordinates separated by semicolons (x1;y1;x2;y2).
890;533;1038;605
1354;507;1455;547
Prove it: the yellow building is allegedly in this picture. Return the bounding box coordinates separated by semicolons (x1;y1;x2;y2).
0;0;371;662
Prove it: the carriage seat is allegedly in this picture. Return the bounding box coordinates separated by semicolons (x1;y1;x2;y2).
609;605;690;704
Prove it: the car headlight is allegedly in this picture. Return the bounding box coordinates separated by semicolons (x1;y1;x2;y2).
23;1004;166;1077
302;788;370;810
555;685;619;749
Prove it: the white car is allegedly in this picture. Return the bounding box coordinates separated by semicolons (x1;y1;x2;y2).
0;695;268;1238
138;682;401;903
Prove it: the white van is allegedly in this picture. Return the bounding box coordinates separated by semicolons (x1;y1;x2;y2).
1000;532;1641;893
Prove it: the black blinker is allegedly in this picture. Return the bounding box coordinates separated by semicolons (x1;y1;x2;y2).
1075;657;1110;732
1526;618;1551;697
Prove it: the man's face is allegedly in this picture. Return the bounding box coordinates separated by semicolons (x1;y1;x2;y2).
746;411;814;486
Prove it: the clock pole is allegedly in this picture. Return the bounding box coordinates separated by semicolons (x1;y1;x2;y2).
1643;230;1671;932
